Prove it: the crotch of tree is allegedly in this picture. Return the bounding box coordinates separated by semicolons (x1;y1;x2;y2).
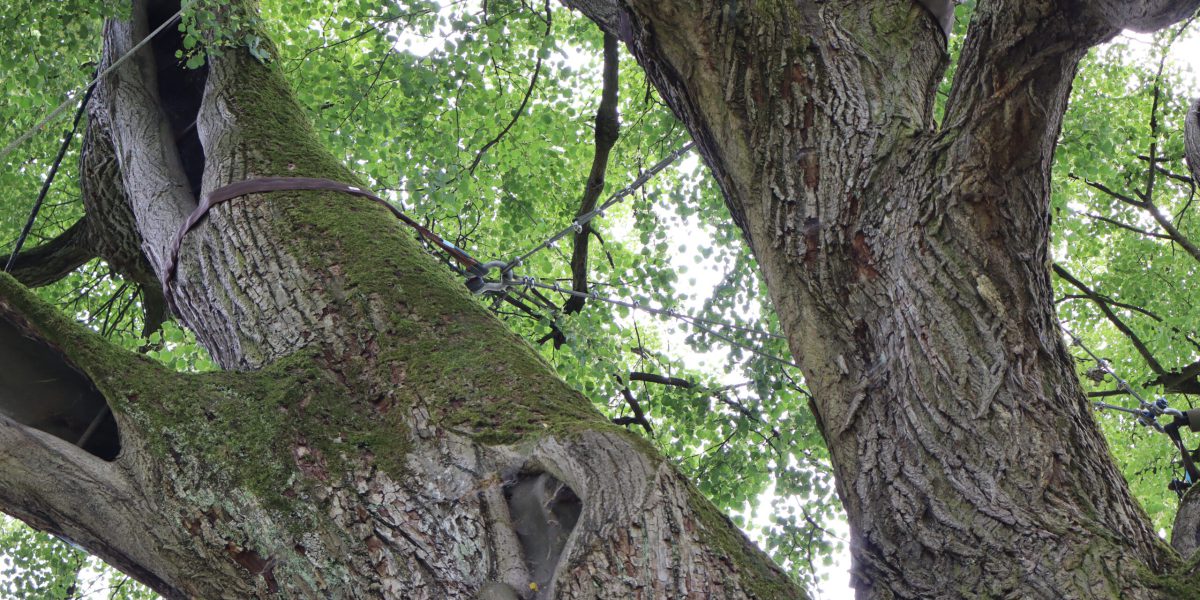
0;317;119;460
504;472;582;594
148;0;207;200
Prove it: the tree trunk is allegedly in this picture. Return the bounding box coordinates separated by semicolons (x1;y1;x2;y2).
6;0;1200;598
566;0;1200;597
0;1;800;598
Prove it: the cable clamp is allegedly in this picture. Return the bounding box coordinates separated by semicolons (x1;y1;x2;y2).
465;260;518;296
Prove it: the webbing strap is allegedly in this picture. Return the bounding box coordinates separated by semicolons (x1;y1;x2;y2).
163;177;485;297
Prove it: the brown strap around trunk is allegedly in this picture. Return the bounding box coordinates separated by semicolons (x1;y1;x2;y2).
163;177;484;299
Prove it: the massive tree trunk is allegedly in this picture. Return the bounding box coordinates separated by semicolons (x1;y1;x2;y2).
4;0;1200;598
566;0;1200;597
0;1;799;598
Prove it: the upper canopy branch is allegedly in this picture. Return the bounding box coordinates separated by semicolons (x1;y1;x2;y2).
1187;97;1200;183
943;1;1199;185
1086;0;1200;32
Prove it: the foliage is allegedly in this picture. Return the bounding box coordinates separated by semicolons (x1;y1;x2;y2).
1052;20;1200;533
0;515;156;599
0;0;1198;596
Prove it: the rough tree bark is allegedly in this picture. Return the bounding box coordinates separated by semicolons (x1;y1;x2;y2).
564;0;1200;597
0;0;799;598
4;0;1200;599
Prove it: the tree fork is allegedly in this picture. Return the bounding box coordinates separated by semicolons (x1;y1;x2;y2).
564;0;1200;596
0;0;808;597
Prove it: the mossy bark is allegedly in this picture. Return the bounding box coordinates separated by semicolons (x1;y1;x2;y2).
0;0;803;598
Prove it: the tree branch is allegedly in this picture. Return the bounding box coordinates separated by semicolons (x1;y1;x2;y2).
1135;155;1195;187
467;0;551;174
1084;0;1200;32
0;272;180;597
612;376;653;435
1187;97;1200;184
1148;359;1200;395
944;3;1110;164
628;371;691;388
4;219;96;287
1082;212;1172;240
1071;172;1200;263
1058;293;1200;353
563;32;620;318
94;0;199;279
0;416;170;593
1052;264;1164;375
1070;174;1146;208
941;2;1196;228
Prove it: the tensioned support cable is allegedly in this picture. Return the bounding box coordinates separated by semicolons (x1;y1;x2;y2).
4;82;95;272
525;280;786;340
1061;322;1200;488
1060;324;1154;411
526;279;799;369
501;142;694;272
0;10;184;165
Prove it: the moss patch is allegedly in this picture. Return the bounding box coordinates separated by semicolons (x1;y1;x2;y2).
685;482;807;600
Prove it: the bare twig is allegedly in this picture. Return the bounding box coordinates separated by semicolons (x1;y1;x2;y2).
1052;264;1164;374
466;0;551;174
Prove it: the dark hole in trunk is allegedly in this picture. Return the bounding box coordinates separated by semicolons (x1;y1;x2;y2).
148;0;207;200
0;317;119;460
504;472;582;592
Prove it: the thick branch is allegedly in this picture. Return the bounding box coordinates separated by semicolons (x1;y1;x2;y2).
1148;359;1200;395
92;0;197;278
1086;1;1200;32
5;219;96;287
0;273;182;597
0;417;171;594
563;32;620;316
945;2;1199;216
942;5;1115;253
